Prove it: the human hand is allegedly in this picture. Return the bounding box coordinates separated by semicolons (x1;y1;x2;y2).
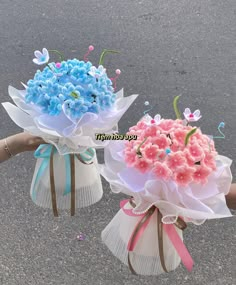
6;132;46;154
0;132;46;163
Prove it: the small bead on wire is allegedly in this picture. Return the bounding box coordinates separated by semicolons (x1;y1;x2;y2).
110;69;121;90
84;45;94;62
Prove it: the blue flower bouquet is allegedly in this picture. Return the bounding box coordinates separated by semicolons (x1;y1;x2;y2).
2;46;138;216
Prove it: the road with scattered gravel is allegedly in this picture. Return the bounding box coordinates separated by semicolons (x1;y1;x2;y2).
0;1;236;284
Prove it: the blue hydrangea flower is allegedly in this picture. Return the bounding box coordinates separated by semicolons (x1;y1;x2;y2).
26;58;116;119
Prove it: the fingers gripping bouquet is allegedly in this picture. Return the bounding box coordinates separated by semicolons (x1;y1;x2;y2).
100;96;232;275
2;46;138;216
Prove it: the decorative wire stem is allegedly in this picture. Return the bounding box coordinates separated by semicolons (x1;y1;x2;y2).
48;49;64;62
136;137;147;157
84;50;91;62
213;122;225;139
99;49;120;66
207;138;212;152
143;105;155;115
47;63;54;72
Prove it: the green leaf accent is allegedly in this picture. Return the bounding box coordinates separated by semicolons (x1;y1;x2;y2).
99;49;120;66
70;91;79;99
185;127;197;146
173;95;182;119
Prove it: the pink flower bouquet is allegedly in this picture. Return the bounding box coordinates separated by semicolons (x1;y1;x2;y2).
99;96;232;275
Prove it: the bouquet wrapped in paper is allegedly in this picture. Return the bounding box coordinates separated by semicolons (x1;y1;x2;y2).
99;96;232;275
2;47;138;216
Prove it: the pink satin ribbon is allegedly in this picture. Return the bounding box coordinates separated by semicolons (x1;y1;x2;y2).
120;199;194;272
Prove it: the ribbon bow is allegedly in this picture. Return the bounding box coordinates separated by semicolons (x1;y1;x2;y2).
120;199;194;274
32;144;95;216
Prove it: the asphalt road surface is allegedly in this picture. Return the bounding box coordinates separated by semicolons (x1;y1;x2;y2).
0;0;236;284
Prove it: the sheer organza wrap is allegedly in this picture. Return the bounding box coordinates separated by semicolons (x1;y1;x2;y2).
99;140;232;225
2;86;138;155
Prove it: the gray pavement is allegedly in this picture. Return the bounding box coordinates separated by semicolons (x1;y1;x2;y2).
0;0;236;284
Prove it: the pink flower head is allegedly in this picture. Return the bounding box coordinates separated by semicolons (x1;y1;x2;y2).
134;157;150;173
183;108;202;122
129;126;138;132
174;119;185;126
167;151;187;169
172;129;187;145
152;134;170;149
142;143;159;161
123;116;217;180
194;129;204;140
174;165;195;186
203;152;217;171
201;135;217;153
136;121;148;130
125;137;136;148
184;149;196;166
188;143;204;160
170;139;180;152
144;125;158;137
159;119;175;132
193;165;212;184
124;149;137;167
158;150;166;160
153;161;172;180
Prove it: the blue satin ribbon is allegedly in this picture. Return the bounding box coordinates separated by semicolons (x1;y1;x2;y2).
32;144;95;200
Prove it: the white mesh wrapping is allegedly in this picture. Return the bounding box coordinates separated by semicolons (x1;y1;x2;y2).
30;150;103;209
101;202;182;275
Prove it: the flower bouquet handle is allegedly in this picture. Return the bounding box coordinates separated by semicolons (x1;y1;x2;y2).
31;144;96;216
120;199;193;274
